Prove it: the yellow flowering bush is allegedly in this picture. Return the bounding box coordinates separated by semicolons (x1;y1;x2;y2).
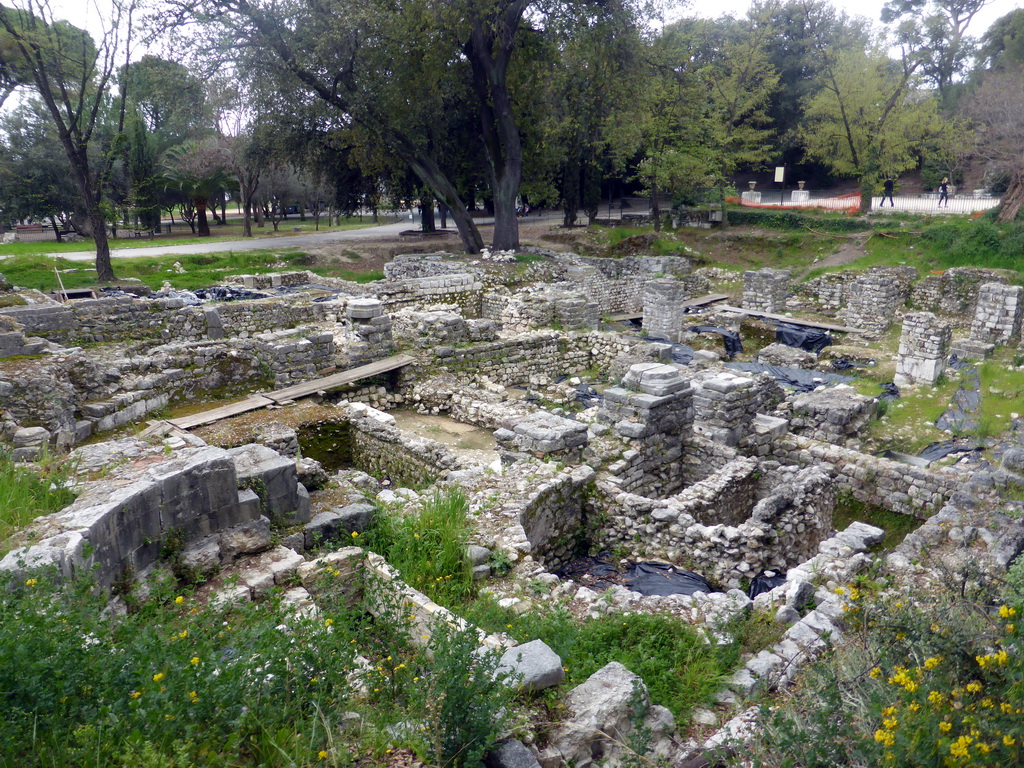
749;588;1024;768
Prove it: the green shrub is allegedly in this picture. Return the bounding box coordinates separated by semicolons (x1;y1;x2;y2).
0;449;77;547
741;585;1024;768
0;572;360;767
364;488;475;606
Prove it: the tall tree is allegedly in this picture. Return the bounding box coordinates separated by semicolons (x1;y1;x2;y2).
0;96;80;236
161;138;232;236
975;8;1024;71
881;0;988;104
0;0;134;281
966;65;1024;221
799;4;944;211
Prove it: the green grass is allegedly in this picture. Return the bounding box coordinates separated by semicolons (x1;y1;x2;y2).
0;450;77;550
0;218;384;258
463;598;734;722
0;250;383;292
364;488;475;606
833;493;920;552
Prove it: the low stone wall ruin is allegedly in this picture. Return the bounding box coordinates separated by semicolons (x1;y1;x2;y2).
771;434;956;518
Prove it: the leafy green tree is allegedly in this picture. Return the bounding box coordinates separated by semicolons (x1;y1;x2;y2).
121;54;213;153
881;0;988;104
800;21;944;211
160;138;232;236
0;96;79;236
0;1;133;281
976;8;1024;71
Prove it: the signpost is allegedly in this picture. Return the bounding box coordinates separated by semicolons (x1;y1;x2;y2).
775;165;786;205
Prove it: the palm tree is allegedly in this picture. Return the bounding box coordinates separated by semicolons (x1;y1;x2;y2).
160;138;232;236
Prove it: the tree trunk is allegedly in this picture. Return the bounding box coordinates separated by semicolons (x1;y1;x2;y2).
439;202;448;228
49;215;63;243
242;194;253;237
86;202;114;282
465;6;526;251
859;177;873;213
998;175;1024;223
256;205;265;228
651;180;662;233
220;198;227;225
197;199;211;237
420;198;436;232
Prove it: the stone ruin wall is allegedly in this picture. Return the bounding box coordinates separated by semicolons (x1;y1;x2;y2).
0;445;301;590
595;464;835;589
516;466;596;570
771;434;957;519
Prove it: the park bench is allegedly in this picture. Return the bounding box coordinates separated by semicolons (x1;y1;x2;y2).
14;224;45;234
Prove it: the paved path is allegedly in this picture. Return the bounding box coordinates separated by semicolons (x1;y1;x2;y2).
48;220;418;261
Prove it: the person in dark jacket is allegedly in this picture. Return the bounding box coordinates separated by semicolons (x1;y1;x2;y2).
938;177;949;208
882;176;895;207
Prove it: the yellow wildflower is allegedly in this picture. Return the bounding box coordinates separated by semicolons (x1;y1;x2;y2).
24;578;37;587
999;605;1017;619
319;751;328;760
1008;624;1016;633
924;656;941;670
883;717;898;731
164;714;175;721
966;681;982;693
978;743;992;754
928;690;944;705
908;702;920;713
174;596;184;605
883;706;897;716
1005;735;1017;747
869;667;882;679
178;630;187;639
152;672;165;683
324;618;334;628
351;531;359;538
874;730;895;747
130;691;142;700
939;722;952;733
190;657;200;665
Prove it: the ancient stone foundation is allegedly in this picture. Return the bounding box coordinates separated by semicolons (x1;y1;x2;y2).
895;311;951;386
742;269;790;313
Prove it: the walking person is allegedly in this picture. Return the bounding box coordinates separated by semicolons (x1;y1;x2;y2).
882;176;895;208
938;177;949;208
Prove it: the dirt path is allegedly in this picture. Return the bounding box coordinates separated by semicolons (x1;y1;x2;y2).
794;231;872;281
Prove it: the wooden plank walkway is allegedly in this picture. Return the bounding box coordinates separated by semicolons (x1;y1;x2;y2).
164;354;417;430
715;305;865;334
266;354;416;404
168;395;275;430
608;293;730;323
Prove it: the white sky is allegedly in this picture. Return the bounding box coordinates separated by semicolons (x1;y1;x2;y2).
42;0;1024;55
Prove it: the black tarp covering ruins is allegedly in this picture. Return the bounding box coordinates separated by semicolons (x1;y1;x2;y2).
624;562;713;597
726;362;854;393
747;572;787;599
687;326;743;360
556;557;714;597
774;322;832;353
642;337;695;365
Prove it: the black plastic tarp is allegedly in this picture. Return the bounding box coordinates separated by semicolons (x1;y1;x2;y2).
726;362;854;392
193;286;271;302
936;368;981;432
775;323;832;353
879;382;900;401
687;326;743;360
748;573;786;599
624;562;713;597
918;438;984;462
642;337;695;365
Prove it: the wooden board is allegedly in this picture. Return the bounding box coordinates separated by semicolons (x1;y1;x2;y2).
608;293;731;323
715;305;865;334
168;395;275;430
265;354;417;404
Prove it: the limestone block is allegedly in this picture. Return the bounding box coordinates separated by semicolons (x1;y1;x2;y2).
497;639;565;692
